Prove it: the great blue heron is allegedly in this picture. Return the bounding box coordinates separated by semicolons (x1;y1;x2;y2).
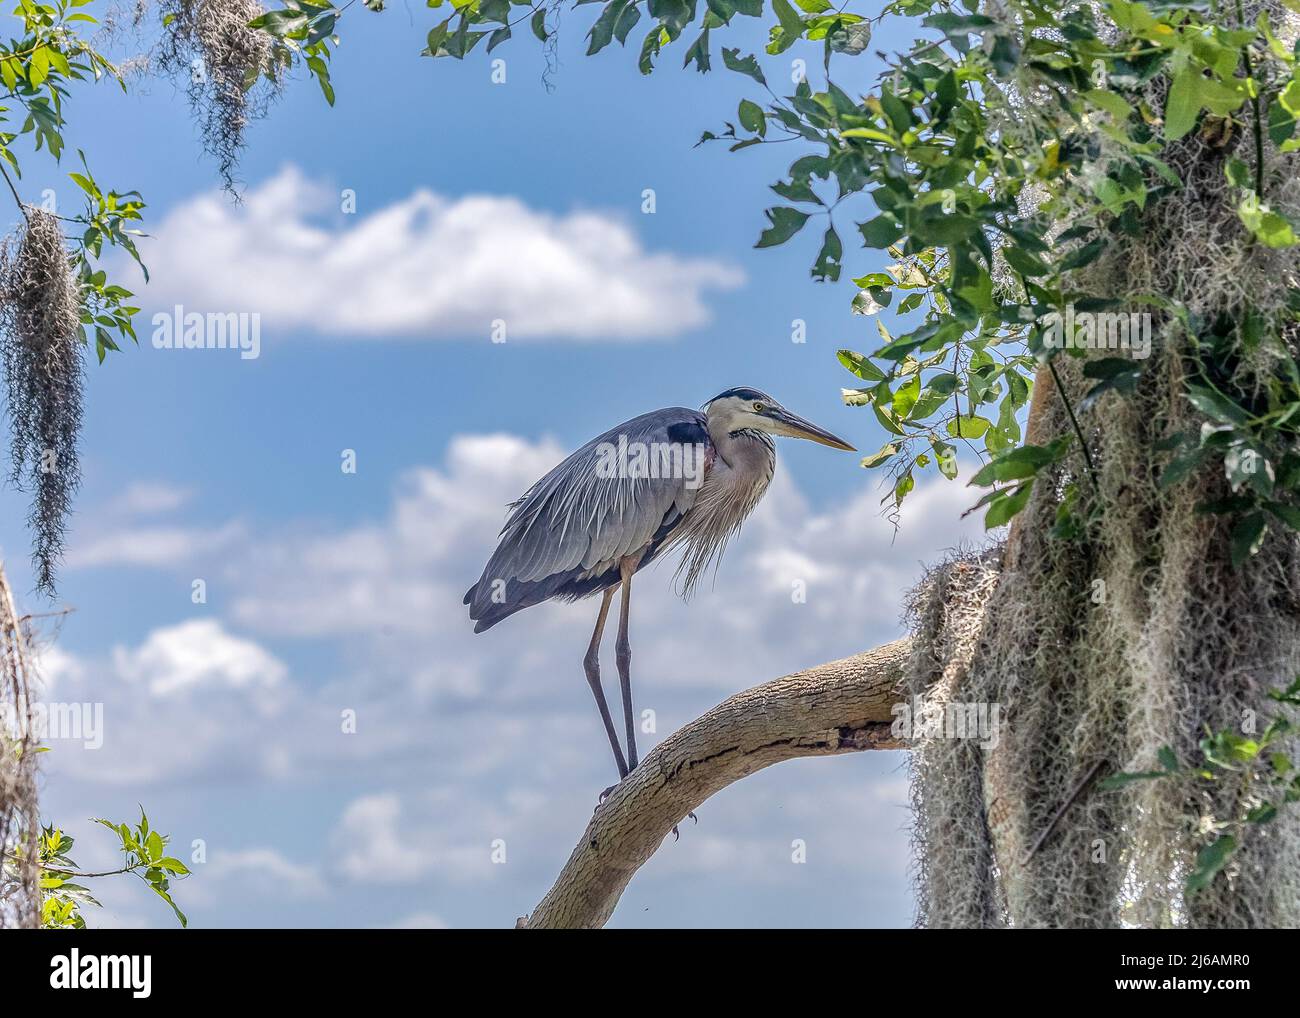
464;387;855;788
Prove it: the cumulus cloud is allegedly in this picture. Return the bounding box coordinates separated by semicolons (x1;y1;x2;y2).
105;482;194;516
112;619;287;697
31;619;297;788
200;848;327;900
332;793;441;883
68;521;246;569
127;166;743;341
65;478;244;570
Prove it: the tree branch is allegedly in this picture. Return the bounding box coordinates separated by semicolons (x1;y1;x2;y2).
517;637;912;929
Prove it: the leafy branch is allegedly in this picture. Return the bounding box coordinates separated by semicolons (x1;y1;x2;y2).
1102;676;1300;895
31;810;191;928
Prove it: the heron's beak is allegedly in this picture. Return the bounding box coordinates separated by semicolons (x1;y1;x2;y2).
768;407;857;451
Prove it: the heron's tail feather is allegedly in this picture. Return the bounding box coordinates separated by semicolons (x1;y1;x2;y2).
465;563;622;633
465;573;560;633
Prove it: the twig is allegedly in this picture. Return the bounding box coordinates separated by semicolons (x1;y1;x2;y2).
0;162;28;223
1047;356;1100;495
1236;0;1266;198
1019;759;1105;867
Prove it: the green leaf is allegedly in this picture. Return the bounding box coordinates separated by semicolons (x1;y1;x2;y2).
837;349;884;381
1059;237;1105;272
1185;383;1250;426
1265;501;1300;530
1238;193;1299;248
947;415;991;439
1231;511;1268;567
984;481;1032;527
1002;246;1051;277
738;99;765;135
721;47;765;85
769;0;806;55
969;443;1058;486
892;470;915;507
638;26;663;74
683;28;711;72
1083;88;1134;121
811;225;841;281
893;375;921;418
1160;448;1206;489
1225;157;1251;189
860;442;897;468
932;439;958;479
1165;67;1200;141
28;47;50;88
706;0;738;22
1186;835;1237;894
756;207;811;247
612;3;640;43
859;215;903;248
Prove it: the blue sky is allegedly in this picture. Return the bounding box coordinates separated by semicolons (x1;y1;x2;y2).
0;7;992;927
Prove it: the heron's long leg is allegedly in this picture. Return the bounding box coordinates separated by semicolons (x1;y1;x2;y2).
584;586;628;780
616;557;639;771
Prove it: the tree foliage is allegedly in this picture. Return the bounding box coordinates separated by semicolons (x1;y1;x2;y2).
1104;675;1300;895
4;809;190;928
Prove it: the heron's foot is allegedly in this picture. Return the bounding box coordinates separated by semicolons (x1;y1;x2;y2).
669;812;699;842
593;781;622;813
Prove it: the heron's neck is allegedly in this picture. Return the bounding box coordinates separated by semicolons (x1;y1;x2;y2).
706;415;775;472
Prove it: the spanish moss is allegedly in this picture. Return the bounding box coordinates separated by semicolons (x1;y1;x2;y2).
0;208;85;598
153;0;284;193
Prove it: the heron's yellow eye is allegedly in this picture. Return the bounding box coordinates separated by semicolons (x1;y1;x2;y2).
753;401;765;413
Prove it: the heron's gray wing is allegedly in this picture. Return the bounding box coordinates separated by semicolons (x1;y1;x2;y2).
466;408;710;626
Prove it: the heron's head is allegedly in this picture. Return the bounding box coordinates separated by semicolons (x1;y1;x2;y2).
703;387;856;451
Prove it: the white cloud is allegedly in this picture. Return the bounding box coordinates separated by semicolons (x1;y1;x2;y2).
129;166;743;341
328;787;543;887
32;644;85;695
65;478;244;570
199;848;327;900
229;433;566;640
332;793;435;883
112;619;287;696
68;521;245;569
105;482;194;516
32;619;302;787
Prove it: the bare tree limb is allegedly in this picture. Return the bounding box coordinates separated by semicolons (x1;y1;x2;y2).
517;637;912;929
